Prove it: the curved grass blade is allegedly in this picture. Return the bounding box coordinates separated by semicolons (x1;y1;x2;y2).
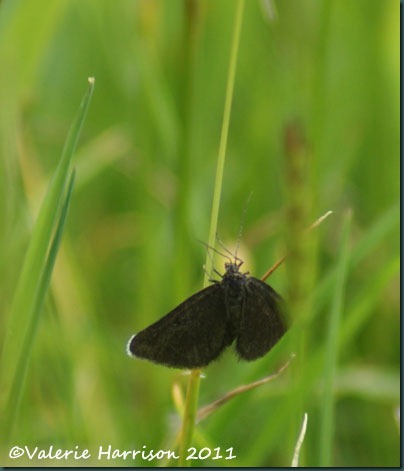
3;170;76;440
0;78;94;426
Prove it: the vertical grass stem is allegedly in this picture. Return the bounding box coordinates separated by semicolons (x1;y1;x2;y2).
177;2;245;465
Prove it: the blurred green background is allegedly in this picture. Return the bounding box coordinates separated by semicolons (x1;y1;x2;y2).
0;0;399;467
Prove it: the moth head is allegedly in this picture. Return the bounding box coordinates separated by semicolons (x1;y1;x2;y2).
224;260;243;274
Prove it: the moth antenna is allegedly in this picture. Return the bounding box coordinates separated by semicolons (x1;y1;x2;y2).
203;245;218;280
198;239;233;263
215;233;238;261
202;259;223;281
235;191;253;259
215;232;244;266
212;268;223;279
202;263;213;280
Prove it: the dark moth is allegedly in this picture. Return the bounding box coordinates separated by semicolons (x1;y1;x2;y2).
127;261;287;369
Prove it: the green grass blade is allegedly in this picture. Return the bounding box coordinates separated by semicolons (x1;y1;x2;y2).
3;170;76;439
203;0;245;281
0;79;94;414
310;201;398;321
319;210;352;466
178;2;245;465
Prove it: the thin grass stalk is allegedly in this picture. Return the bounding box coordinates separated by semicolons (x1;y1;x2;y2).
203;0;244;278
177;1;245;465
3;170;76;440
319;210;352;465
197;356;293;422
291;412;308;467
261;210;332;282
